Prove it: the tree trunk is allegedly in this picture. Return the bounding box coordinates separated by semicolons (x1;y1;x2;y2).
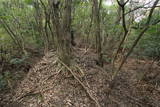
93;0;103;66
34;1;49;54
51;0;72;65
115;0;124;24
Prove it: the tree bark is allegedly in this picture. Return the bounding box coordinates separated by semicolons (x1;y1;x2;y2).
51;0;72;65
93;0;103;66
34;0;49;54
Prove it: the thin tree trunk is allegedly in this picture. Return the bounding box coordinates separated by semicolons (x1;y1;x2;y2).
93;0;103;66
115;0;124;24
112;0;160;80
34;1;49;54
0;18;25;53
112;0;129;67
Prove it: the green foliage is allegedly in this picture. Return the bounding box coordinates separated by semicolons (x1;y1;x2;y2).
132;11;160;57
0;71;12;91
0;0;159;62
72;1;92;34
10;58;24;65
10;55;28;65
138;25;160;57
24;0;33;5
0;74;7;90
0;0;43;54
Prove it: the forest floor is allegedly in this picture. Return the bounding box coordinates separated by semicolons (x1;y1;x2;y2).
0;45;160;107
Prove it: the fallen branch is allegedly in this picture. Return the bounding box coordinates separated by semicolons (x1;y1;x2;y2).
58;59;101;107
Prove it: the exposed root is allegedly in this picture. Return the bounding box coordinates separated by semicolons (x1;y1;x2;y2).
58;59;101;107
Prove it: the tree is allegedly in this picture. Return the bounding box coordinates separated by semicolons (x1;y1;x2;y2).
92;0;103;66
34;0;49;54
51;0;72;65
112;0;160;80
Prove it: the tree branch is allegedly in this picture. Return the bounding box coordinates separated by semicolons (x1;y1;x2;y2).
125;1;152;15
118;0;160;71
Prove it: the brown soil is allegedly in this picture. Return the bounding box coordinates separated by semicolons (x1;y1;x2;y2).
1;48;160;107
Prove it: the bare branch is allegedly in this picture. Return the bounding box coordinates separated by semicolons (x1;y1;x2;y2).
118;0;160;71
146;0;160;25
117;0;123;7
152;19;160;25
125;1;160;15
113;0;129;64
124;0;129;5
117;0;129;7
